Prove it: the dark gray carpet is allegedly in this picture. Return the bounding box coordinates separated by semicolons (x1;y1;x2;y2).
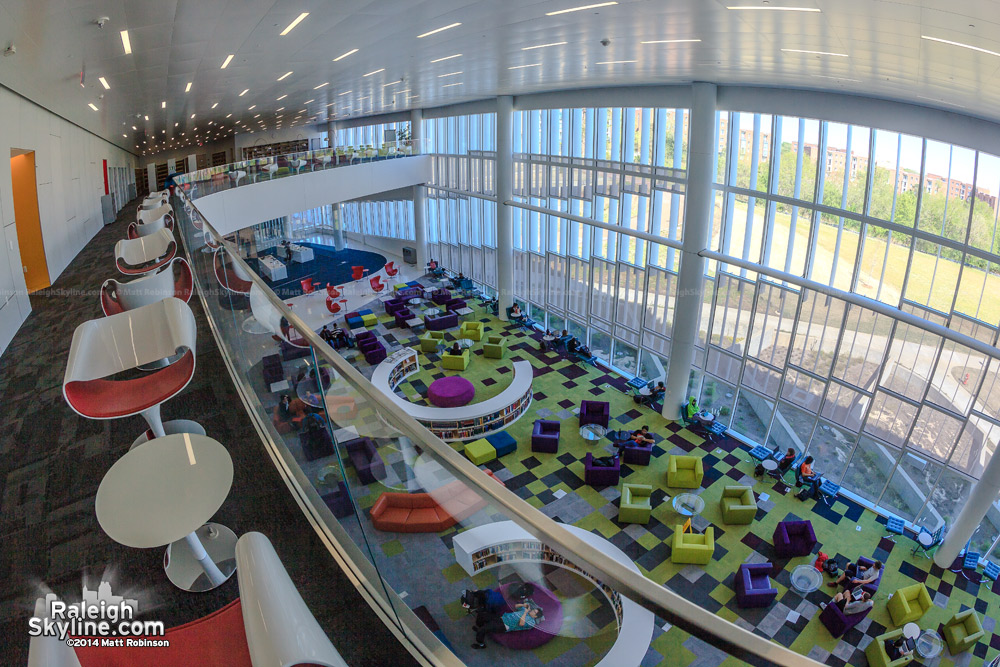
0;196;418;666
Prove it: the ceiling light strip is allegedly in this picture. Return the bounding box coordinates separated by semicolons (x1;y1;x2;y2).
921;35;1000;58
280;12;309;36
546;2;618;16
418;23;461;38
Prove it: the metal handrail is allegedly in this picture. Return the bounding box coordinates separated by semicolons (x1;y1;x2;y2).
177;182;821;667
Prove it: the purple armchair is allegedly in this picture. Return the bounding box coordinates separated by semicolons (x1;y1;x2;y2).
734;563;777;608
355;330;375;345
384;298;406;315
584;452;620;486
397;286;422;300
621;440;652;466
431;288;451;305
445;298;468;312
819;596;873;638
579;400;610;428
531;420;560;453
849;556;884;596
344;437;386;485
321;481;354;518
364;343;387;364
773;520;817;558
394;307;414;327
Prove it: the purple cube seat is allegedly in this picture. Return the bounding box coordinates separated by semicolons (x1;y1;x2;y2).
355;330;375;344
734;563;777;608
394;308;414;327
384;298;405;315
364;343;387;364
579;400;610;428
445;298;467;311
321;481;354;518
343;437;386;485
531;420;560;453
773;520;817;558
584;452;620;486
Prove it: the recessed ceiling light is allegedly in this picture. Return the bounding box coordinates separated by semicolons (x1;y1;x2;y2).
438;71;463;78
313;82;329;89
211;102;219;109
277;107;285;112
254;113;260;118
161;101;165;108
546;2;617;15
781;48;848;57
726;5;821;11
120;30;132;55
333;48;358;62
339;90;352;96
596;60;637;64
248;105;256;110
508;63;541;69
226;113;232;118
144;115;149;121
239;88;249;96
98;77;110;90
363;68;385;77
418;23;461;39
277;94;287;101
122;134;127;138
190;114;196;119
221;54;234;69
921;35;1000;58
640;39;702;44
277;71;293;81
304;99;314;104
185;82;192;92
280;12;309;36
522;41;567;50
431;53;462;63
131;125;137;130
88;103;99;111
442;82;463;88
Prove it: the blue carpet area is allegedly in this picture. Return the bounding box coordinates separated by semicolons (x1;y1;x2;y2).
252;243;387;298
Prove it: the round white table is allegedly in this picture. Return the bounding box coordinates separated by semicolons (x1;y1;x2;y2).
790;564;823;593
580;424;608;441
696;411;716;425
915;629;943;658
761;459;778;472
903;622;920;641
96;434;237;592
672;493;705;516
917;531;934;547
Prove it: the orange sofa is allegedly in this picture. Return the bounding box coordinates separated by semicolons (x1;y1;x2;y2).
370;471;504;533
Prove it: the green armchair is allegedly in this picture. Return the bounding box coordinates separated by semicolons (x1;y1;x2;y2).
865;629;915;667
886;583;932;626
667;455;704;489
619;484;652;524
483;334;507;359
419;331;445;353
671;526;715;565
459;321;483;341
942;609;984;655
442;348;471;370
720;485;757;524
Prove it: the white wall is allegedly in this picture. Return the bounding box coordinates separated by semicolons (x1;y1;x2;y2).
0;87;136;355
195;156;432;236
343;232;412;260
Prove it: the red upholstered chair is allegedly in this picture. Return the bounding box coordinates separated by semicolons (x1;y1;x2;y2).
326;296;341;314
28;533;346;667
115;228;177;276
101;258;194;316
63;298;200;441
300;277;315;294
326;283;341;298
214;249;253;294
351;265;364;280
370;275;385;294
385;261;398;277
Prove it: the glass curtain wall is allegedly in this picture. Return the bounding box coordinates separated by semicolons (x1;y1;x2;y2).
335;120;411;147
341;199;415;240
424;113;498;289
708;112;1000;557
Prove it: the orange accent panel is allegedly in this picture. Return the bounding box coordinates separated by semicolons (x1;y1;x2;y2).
10;152;50;292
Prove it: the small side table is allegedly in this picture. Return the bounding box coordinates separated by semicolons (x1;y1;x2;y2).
915;629;943;659
902;622;920;641
672;493;705;517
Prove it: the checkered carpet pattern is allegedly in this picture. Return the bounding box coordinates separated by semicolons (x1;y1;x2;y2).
318;290;1000;667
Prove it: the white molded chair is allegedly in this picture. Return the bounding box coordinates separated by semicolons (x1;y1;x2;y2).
319;154;332;169
115;227;177;275
63;297;198;439
266;162;279;179
138;203;174;225
27;532;347;667
101;257;193;316
290;159;306;174
229;170;247;187
127;214;173;239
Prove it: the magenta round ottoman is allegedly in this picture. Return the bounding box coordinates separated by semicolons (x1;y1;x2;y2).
428;376;475;407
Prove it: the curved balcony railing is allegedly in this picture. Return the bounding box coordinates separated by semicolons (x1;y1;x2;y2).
169;154;821;667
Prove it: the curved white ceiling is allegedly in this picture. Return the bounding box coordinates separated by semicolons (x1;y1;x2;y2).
1;0;997;155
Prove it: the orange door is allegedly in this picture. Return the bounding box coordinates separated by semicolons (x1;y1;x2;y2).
10;151;50;292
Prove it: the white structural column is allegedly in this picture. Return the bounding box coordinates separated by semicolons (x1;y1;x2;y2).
411;108;428;268
496;95;515;320
935;450;1000;567
326;120;337;147
662;83;717;418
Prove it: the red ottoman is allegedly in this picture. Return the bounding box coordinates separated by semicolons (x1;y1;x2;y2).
428;376;475;407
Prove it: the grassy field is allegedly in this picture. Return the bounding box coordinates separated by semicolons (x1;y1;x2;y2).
711;200;1000;326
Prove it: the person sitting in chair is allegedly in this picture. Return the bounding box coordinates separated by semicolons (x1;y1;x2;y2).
450;342;462;355
821;588;872;615
631;426;655;445
828;559;881;589
796;455;823;500
684;396;700;420
566;337;590;357
884;636;912;661
471;604;544;650
319;325;333;345
510;304;524;320
777;447;796;474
